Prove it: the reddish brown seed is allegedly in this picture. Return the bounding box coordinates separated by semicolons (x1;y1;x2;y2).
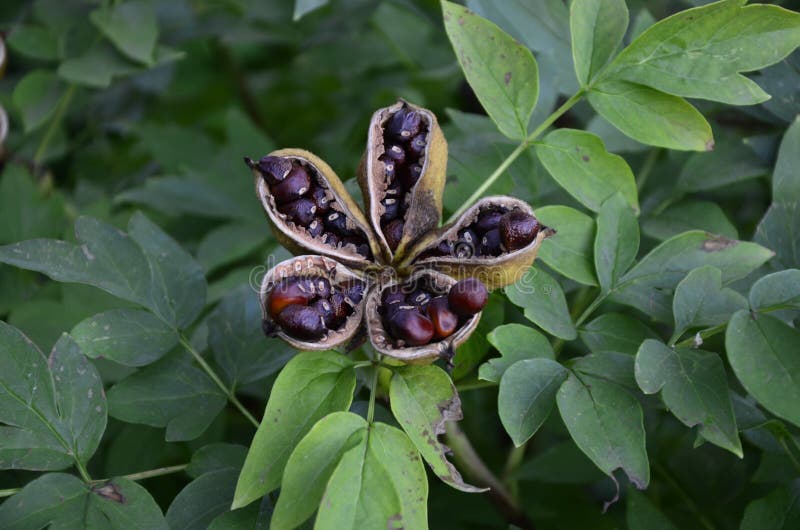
427;296;459;339
384;219;404;251
389;307;434;346
267;278;315;317
272;165;311;204
278;198;317;225
500;211;539;251
448;278;488;317
276;304;326;340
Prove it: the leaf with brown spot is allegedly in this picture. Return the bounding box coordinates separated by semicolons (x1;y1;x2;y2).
390;365;487;493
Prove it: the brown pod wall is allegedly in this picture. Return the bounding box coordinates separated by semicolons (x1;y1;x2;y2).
251;148;381;270
365;269;480;363
259;255;368;350
358;100;448;264
403;196;555;291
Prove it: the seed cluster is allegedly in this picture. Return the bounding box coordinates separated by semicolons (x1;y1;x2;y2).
380;278;488;347
378;107;430;251
266;276;365;341
257;156;372;259
421;207;540;260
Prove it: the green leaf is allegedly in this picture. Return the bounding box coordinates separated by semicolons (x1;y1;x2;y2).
107;353;226;441
514;439;604;483
595;193;639;294
635;339;742;457
294;0;329;21
316;423;427;530
197;222;266;273
90;1;158;65
0;324;106;471
740;480;800;530
127;212;207;328
390;365;485;492
186;443;247;478
569;351;637;390
570;0;628;86
535;205;596;286
587;80;713;151
607;0;800;105
756;201;800;270
57;44;139;88
0;164;65;244
579;313;659;355
272;412;366;530
672;266;748;341
442;1;539;140
207;285;294;389
626;488;679;530
0;473;169;529
642;201;738;241
726;311;800;428
11;70;64;133
749;269;800;312
676;134;768;192
499;359;567;446
233;351;356;509
480;323;555;383
612;231;774;321
557;373;650;494
0;216;152;312
167;469;240;530
7;24;59;61
773;117;800;201
505;267;576;340
536;128;638;212
71;309;178;367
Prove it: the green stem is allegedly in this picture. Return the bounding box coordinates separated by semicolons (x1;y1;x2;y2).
75;459;92;484
636;148;660;192
503;442;528;500
447;90;585;223
574;293;608;328
777;436;800;474
34;84;76;165
455;379;496;392
366;363;380;425
0;488;21;498
178;335;259;429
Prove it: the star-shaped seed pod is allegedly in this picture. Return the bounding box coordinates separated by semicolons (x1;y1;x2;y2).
247;100;554;364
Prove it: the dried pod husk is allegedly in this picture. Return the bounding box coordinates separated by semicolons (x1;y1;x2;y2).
251;148;382;269
259;255;369;350
365;269;480;364
358;100;447;264
403;196;554;291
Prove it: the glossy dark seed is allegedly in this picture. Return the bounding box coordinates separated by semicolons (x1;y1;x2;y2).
399;163;422;189
407;289;431;309
314;278;332;299
500;211;539;251
272;165;311;204
386;108;422;140
257;156;292;184
278;198;316;225
276;304;326;340
384;161;396;180
311;299;338;329
448;278;488;318
307;218;324;237
345;281;366;304
384;219;404;251
323;232;340;247
381;197;400;223
382;287;406;306
427;296;458;339
407;133;427;158
389;307;434;346
475;210;504;233
382;144;406;165
324;212;349;235
267;278;315;317
480;228;503;256
310;186;331;214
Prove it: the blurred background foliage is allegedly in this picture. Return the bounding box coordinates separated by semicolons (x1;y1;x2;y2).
0;0;799;528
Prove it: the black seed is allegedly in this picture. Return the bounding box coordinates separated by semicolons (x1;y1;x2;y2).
276;304;326;340
310;186;332;214
382;144;406;165
257;156;292;184
480;228;503;256
272;165;311;204
399;163;422;189
381;197;400;223
386;108;422;141
475;210;504;233
407;133;427;158
307;218;324;237
278;198;317;225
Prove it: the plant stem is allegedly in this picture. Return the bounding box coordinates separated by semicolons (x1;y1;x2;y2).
455;379;496;392
636;148;661;192
0;488;21;498
178;335;259;429
75;459;92;484
366;363;380;424
34;84;76;166
444;422;534;529
92;464;188;484
447;90;585;223
574;293;608;328
503;442;528;500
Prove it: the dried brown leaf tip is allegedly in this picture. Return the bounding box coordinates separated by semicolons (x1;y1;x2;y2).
248;100;552;363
